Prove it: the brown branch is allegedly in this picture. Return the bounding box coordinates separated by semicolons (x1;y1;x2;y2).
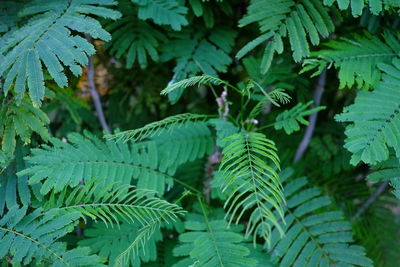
293;69;327;163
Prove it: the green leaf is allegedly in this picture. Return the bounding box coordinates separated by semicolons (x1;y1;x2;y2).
219;132;285;242
274;101;325;135
0;0;121;106
132;0;188;31
336;58;400;165
0;207;104;266
269;175;373;266
173;217;259;267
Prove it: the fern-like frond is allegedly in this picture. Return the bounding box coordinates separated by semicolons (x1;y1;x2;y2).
0;96;50;156
323;0;399;17
274;101;325;135
151;121;214;172
0;206;104;266
131;0;188;31
0;144;31;216
106;0;166;69
105;113;211;142
173;218;259;267
335;58;400;165
219;132;285;242
0;0;121;106
44;179;185;227
268;176;373;266
161;26;236;103
247;88;292;121
238;0;334;73
161;75;230;95
18;132;175;195
302;31;400;89
79;222;162;267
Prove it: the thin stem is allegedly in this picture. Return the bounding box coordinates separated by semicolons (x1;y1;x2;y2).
352;181;389;220
293;69;327;163
86;36;111;134
257;122;275;131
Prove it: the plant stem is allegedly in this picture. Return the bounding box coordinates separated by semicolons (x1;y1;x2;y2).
293;69;326;163
86;36;111;134
352;181;389;220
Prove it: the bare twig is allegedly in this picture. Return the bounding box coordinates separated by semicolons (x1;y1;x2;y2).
352;181;389;220
87;54;111;134
293;69;327;163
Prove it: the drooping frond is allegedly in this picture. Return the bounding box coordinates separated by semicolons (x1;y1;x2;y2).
106;0;166;69
323;0;400;17
105;113;211;142
274;101;325;135
238;0;334;73
302;31;400;89
0;206;104;266
268;176;373;266
0;96;50;156
335;58;400;165
161;75;230;95
0;0;121;106
114;218;167;267
18;132;175;195
79;222;162;267
173;217;258;267
0;144;31;216
219;132;285;242
161;26;236;102
43;179;185;227
150;121;214;172
131;0;188;31
106;19;165;69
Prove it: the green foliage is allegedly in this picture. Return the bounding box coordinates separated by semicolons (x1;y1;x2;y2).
335;58;400;165
106;113;211;142
106;16;166;69
0;96;50;156
161;27;236;102
302;31;400;89
238;0;334;73
150;121;214;171
0;145;31;216
173;217;259;267
1;0;398;266
0;206;104;266
219;132;285;242
0;0;121;106
323;0;400;17
79;222;162;267
43;179;185;226
274;101;325;135
132;0;188;31
269;176;373;266
18;132;176;195
161;75;229;95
